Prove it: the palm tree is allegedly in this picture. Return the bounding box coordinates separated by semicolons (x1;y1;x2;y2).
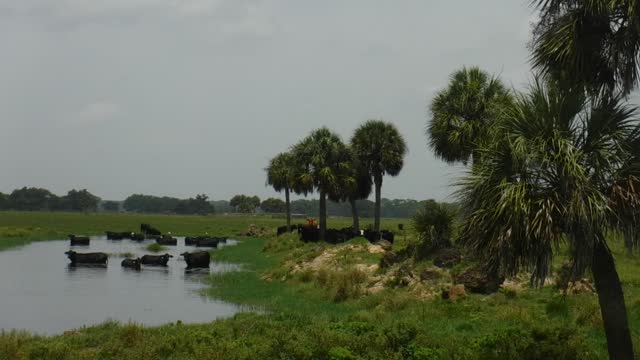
457;79;640;360
328;150;372;230
531;0;640;95
351;120;407;235
266;152;311;231
428;67;512;165
292;128;354;241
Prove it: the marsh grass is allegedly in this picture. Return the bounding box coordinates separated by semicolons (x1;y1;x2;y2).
145;243;167;253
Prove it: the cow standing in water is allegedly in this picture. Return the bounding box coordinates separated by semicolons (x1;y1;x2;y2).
65;251;108;265
140;254;173;266
68;235;90;246
121;258;142;270
181;251;210;269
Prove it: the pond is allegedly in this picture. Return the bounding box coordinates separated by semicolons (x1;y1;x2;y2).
0;236;241;335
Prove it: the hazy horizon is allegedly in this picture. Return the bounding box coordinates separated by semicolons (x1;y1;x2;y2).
1;1;536;202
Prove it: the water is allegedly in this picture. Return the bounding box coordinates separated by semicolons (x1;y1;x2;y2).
0;236;241;335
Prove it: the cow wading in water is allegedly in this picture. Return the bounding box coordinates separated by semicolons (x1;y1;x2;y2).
140;253;173;266
181;251;210;269
121;258;142;270
65;250;108;265
68;235;90;246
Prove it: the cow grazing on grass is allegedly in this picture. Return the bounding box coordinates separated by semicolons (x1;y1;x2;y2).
65;251;108;265
181;251;210;269
140;253;173;266
156;236;177;246
140;223;161;236
121;258;142;270
68;235;90;246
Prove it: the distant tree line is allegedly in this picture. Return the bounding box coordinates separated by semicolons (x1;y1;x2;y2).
123;194;214;215
0;187;100;212
0;187;443;218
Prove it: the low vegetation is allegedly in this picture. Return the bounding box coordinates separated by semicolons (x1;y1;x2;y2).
2;212;637;358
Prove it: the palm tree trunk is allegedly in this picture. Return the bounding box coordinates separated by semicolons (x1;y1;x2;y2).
319;190;326;242
374;175;382;235
285;187;291;232
350;197;359;230
592;241;634;360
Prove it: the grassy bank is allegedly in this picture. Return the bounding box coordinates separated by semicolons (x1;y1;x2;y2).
0;211;636;359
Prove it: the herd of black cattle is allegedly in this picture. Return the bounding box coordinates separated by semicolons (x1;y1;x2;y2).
64;223;396;270
277;224;396;244
65;224;224;270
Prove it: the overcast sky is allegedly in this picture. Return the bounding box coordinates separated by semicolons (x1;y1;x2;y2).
0;0;537;201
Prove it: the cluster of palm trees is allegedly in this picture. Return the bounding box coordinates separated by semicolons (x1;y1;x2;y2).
266;121;407;242
428;1;640;359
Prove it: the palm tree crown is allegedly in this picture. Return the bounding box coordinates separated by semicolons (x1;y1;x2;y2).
531;0;640;95
428;67;512;164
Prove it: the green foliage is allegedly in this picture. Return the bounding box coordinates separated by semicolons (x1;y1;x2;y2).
229;195;261;213
412;199;456;249
123;193;214;215
427;67;512;165
145;243;167;253
0;187;100;213
531;0;640;95
260;198;286;213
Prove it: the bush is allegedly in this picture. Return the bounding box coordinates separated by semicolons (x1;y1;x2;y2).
145;243;167;253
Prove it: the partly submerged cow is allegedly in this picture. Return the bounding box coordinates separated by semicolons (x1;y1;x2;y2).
181;251;210;269
121;258;142;270
156;235;177;246
68;235;90;246
196;238;219;248
105;231;131;240
65;250;108;265
140;253;173;266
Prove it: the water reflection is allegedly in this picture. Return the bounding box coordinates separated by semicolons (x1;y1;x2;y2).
0;236;240;334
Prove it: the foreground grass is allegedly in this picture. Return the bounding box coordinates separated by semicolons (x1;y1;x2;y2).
0;211;638;359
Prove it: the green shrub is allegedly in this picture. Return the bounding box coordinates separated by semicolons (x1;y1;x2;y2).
145;243;167;253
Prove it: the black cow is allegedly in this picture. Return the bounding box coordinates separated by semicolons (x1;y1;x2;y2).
181;251;210;269
140;223;161;236
156;236;177;246
196;238;219;248
65;251;108;265
185;236;199;246
363;230;395;243
140;253;173;266
121;258;141;270
68;234;90;246
215;237;228;243
299;226;320;243
105;231;131;240
130;233;145;241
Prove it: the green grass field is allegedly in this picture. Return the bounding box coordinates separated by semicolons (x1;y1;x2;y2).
0;211;638;359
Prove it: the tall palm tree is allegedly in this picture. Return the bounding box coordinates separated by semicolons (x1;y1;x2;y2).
531;0;640;95
457;79;640;360
428;67;512;165
266;152;311;231
292;128;354;241
351;120;407;235
328;150;372;230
